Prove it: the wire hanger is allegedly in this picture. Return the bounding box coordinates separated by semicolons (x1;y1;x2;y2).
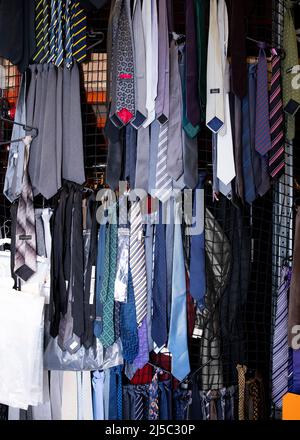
0;116;38;146
86;30;105;52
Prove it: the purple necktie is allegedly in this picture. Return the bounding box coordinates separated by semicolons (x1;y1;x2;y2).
133;318;149;370
255;43;272;156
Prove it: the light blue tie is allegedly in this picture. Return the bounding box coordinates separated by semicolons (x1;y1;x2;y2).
167;202;191;381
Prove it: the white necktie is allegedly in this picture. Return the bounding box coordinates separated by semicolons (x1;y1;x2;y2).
216;0;236;186
206;0;224;133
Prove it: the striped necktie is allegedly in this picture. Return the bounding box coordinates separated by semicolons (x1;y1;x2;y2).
71;1;87;63
129;199;147;326
269;49;285;179
65;0;74;67
155;123;173;202
40;0;50;63
48;0;58;63
55;0;64;66
255;44;272;156
33;0;48;63
272;264;292;409
14;136;37;282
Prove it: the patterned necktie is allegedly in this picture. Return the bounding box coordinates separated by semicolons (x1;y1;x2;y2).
129;199;147;326
236;364;247;420
255;44;272;155
65;0;74;67
41;0;50;63
109;365;123;420
55;0;64;66
242;92;256;204
99;208;118;348
268;48;285;179
155;123;173;202
272;264;292;409
14;136;37;282
148;368;162;420
48;0;58;63
71;1;87;64
33;0;48;63
282;0;300;141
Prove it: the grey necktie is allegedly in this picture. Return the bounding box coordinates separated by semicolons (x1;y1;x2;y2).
156;0;169;124
131;0;147;129
35;209;46;257
167;40;183;180
135;126;150;192
148;120;160;194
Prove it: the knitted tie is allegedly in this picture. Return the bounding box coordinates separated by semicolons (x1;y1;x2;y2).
99;208;118;348
236;364;247;420
71;2;87;64
14;136;37;281
272;264;292;409
255;44;272;156
282;0;300;141
148;368;162;420
269;49;285;179
129;199;147;326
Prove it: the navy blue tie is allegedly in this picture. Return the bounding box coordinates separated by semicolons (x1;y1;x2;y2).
109;365;123;420
120;269;139;362
242;91;256;204
189;172;206;307
151;203;168;347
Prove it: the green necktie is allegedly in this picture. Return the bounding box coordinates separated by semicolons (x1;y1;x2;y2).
99;206;118;348
282;0;300;141
194;0;207;123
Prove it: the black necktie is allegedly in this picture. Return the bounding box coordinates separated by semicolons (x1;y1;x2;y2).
230;0;247;99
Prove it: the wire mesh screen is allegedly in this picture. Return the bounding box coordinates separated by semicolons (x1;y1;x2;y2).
0;0;293;420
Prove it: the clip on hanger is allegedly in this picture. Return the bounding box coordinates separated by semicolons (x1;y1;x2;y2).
0;116;38;146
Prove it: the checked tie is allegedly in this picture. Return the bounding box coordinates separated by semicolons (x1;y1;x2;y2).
269;49;285;179
14;136;37;282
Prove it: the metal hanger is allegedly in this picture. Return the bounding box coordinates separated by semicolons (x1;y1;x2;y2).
0;116;38;146
86;30;105;52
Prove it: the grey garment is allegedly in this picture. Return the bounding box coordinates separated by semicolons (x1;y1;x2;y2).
108;0;122;119
56;67;63;191
148;120;160;194
3;73;26;202
131;0;147;128
145;221;154;351
234;95;244;202
183;129;198;189
197;208;232;391
105;117;124;190
135;125;150;192
29;64;49;196
62;62;85;185
212;133;232;197
167;40;183;180
39;63;59;199
50;370;64;420
165;197;174;322
155;0;169;121
35;209;46;257
8;407;21;420
103;368;110;420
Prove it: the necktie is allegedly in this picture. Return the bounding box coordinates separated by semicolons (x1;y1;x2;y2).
168;202;191;381
111;0;135;126
92;371;105;420
133;318;149;370
255;44;272;156
131;0;147;128
134;387;145;420
156;0;169;124
216;0;235;187
120;269;139;363
167;40;184;180
151;206;168;348
94;226;106;338
14;136;37;282
48;0;58;63
155;123;172;202
99;208;118;348
230;0;247;99
282;0;300;141
189;173;206;306
41;0;50;63
272;265;291;409
134;125;150;192
242;91;256;204
71;1;87;64
185;0;200;127
55;0;64;66
194;0;207;123
236;364;247;420
109;365;123;420
129;199;147;326
65;0;74;67
234;95;245;201
269;49;285;178
288;209;300;346
206;0;224;133
33;0;48;63
148;368;162;420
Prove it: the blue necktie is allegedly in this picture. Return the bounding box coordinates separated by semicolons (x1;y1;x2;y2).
242;90;256;204
168;202;191;381
189;172;206;307
94;224;106;337
120;269;139;362
109;365;123;420
151;204;168;348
